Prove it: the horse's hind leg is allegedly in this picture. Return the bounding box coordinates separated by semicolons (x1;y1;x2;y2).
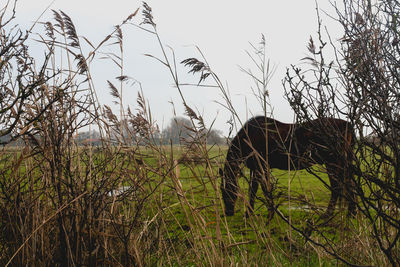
325;169;340;217
246;170;259;218
345;176;357;217
326;165;357;217
347;191;357;217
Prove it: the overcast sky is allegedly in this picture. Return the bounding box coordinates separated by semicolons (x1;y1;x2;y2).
12;0;341;135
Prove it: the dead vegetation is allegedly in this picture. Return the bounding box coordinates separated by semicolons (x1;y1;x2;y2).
0;1;399;266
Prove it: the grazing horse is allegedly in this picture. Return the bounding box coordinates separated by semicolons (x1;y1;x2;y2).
219;116;356;218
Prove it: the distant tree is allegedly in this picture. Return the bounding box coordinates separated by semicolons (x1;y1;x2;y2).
75;130;102;146
77;130;100;141
162;117;192;144
162;116;224;145
206;128;224;145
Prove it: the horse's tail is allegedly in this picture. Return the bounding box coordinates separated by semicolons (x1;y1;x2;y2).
345;122;356;176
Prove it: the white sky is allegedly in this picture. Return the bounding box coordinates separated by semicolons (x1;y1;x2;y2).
12;0;342;136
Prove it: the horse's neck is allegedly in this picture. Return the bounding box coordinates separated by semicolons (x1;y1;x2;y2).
224;147;243;176
223;161;241;179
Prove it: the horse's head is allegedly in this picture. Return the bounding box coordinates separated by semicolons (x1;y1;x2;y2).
219;166;238;216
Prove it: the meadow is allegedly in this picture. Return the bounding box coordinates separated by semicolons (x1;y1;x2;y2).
0;144;380;266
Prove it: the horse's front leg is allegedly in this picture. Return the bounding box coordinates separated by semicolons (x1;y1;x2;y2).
246;169;259;218
259;170;275;221
347;191;357;217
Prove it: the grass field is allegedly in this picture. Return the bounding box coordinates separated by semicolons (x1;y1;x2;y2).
106;145;380;266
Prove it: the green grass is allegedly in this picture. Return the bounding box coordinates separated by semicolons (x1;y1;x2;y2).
134;145;359;265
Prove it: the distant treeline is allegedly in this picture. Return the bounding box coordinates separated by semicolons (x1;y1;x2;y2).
2;117;225;146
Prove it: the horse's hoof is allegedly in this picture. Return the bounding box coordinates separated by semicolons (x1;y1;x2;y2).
225;211;234;216
320;212;334;220
347;210;357;218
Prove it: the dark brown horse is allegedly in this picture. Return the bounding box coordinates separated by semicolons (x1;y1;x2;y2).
219;116;356;218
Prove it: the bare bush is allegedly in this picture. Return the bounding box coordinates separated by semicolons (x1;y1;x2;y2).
285;0;400;265
0;1;58;144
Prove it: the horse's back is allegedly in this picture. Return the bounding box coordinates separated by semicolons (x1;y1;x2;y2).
235;116;291;147
230;116;293;169
230;116;353;171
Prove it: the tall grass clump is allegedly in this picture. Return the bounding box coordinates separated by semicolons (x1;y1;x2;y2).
0;2;162;265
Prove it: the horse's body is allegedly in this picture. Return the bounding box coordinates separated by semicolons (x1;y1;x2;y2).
220;116;356;217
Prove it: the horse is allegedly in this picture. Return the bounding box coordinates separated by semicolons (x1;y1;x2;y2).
219;116;356;218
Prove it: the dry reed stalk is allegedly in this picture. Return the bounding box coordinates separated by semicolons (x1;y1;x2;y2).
5;192;88;267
